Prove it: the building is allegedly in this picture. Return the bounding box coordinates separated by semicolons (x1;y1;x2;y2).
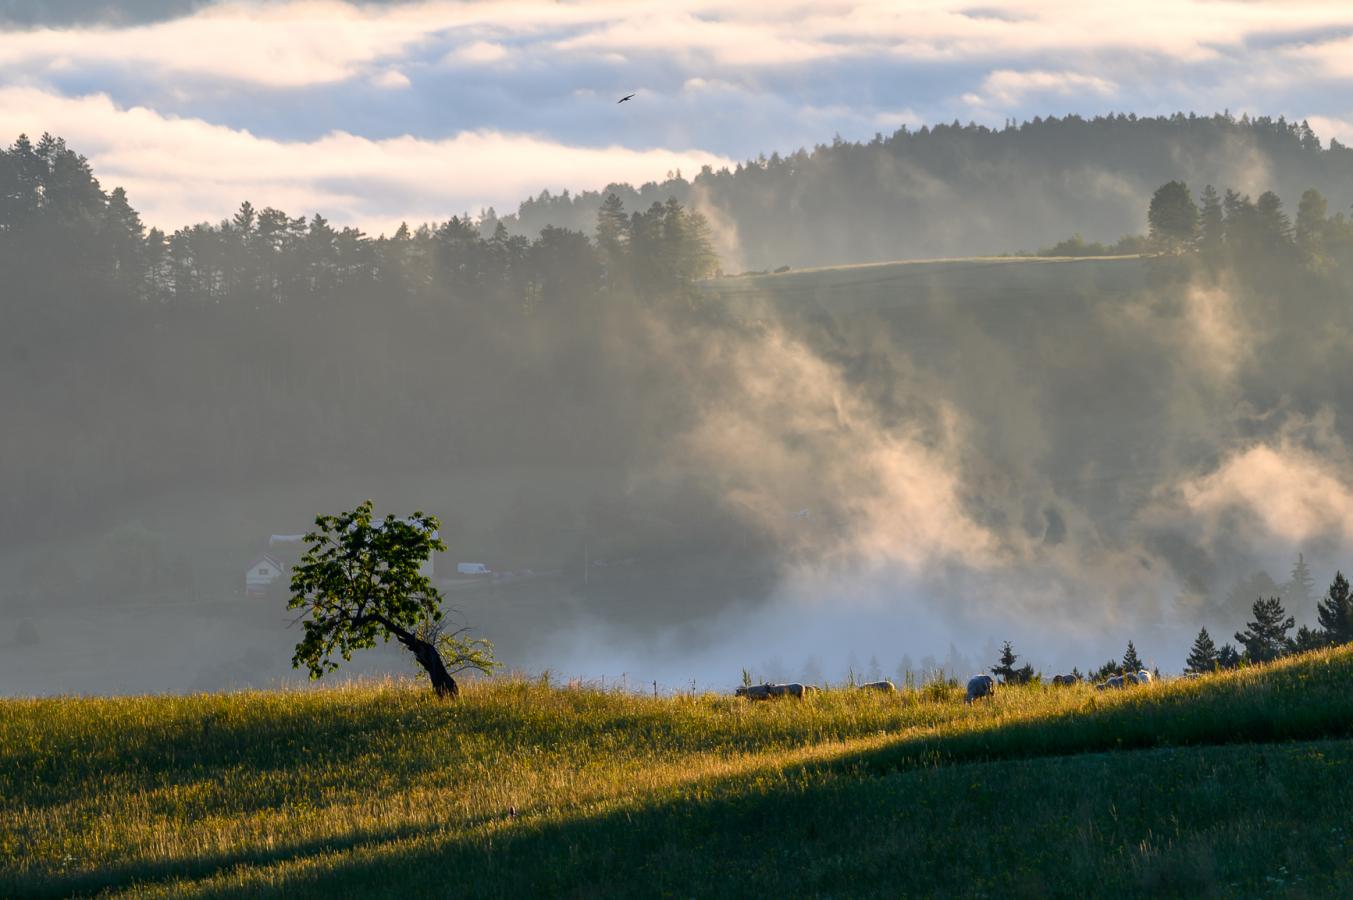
245;553;286;596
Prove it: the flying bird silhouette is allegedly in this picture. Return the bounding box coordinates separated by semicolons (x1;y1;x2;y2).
618;93;635;103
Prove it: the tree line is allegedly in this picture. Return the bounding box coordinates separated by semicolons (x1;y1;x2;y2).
496;112;1353;268
0;132;724;552
985;565;1353;686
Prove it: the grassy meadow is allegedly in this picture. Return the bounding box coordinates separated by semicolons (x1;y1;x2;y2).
5;648;1353;897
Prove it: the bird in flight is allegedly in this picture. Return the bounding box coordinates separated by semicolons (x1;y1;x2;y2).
618;93;636;103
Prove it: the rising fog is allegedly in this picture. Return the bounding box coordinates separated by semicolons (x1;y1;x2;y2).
4;116;1353;695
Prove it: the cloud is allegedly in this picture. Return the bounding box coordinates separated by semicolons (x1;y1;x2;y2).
371;68;412;89
445;40;510;65
1177;440;1353;547
0;87;734;232
966;69;1118;107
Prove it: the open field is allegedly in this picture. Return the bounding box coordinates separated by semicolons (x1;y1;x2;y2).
4;646;1353;897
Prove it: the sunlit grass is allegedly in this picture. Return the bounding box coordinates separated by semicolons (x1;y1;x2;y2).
4;648;1353;897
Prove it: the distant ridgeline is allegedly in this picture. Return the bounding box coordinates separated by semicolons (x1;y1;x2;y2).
495;113;1353;269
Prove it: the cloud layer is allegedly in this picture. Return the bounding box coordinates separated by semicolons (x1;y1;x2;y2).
5;1;1353;230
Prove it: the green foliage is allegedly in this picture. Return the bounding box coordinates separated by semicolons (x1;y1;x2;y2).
413;617;500;678
1091;659;1120;681
1184;627;1218;674
288;500;447;681
1317;571;1353;645
1121;640;1144;672
1235;597;1295;664
1291;624;1327;653
990;640;1032;685
1217;642;1243;670
1147;180;1199;252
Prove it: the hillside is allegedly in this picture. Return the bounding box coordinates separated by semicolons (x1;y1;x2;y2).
4;647;1353;897
497;113;1353;269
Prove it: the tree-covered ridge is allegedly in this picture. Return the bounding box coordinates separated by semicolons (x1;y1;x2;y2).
496;112;1353;269
0;133;717;320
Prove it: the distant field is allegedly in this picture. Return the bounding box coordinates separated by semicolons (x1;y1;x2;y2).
4;646;1353;897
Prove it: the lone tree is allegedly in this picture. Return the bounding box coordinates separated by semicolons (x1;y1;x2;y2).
1235;596;1294;664
1317;572;1353;645
1121;640;1144;673
1184;627;1218;674
288;500;497;697
990;640;1033;685
1148;180;1199;253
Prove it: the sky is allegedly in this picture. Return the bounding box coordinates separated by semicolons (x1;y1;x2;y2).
3;0;1353;233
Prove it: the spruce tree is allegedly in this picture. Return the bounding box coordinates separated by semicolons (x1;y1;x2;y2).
990;641;1020;684
1217;642;1242;670
1286;553;1316;608
1317;572;1353;645
1235;597;1295;663
1184;627;1218;674
1121;640;1143;673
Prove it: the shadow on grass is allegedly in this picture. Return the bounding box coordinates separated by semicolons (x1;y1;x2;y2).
122;739;1353;899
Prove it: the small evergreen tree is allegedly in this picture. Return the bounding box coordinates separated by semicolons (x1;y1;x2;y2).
1090;659;1120;681
1291;624;1327;653
1184;627;1218;674
1285;552;1316;608
990;640;1024;684
1234;597;1294;663
1217;642;1242;670
1317;572;1353;645
1121;640;1144;673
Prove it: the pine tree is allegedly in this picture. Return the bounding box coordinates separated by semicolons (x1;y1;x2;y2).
1291;625;1327;653
990;640;1021;684
1184;627;1218;674
1121;640;1143;673
1091;659;1119;681
1217;642;1242;669
1235;597;1295;663
1317;572;1353;645
1286;552;1316;608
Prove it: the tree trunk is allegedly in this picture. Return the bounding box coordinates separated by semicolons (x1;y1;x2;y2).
399;633;460;698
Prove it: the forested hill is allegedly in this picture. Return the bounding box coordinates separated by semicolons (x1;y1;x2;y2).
495;113;1353;270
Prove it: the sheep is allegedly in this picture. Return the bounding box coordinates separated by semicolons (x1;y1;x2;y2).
1051;674;1081;686
735;682;812;700
1135;670;1153;684
965;674;996;703
1096;675;1126;691
856;680;896;693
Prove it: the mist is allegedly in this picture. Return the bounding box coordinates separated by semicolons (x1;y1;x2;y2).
5;119;1353;697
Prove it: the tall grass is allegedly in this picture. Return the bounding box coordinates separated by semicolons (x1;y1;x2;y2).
4;648;1353;897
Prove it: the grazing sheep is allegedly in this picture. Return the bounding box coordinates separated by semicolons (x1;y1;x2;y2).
735;682;812;700
1096;675;1126;691
965;674;996;703
1051;674;1080;686
1136;670;1153;684
857;680;896;693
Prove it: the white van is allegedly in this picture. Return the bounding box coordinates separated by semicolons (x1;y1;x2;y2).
456;562;492;576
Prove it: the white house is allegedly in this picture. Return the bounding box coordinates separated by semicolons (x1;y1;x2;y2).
245;553;286;596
